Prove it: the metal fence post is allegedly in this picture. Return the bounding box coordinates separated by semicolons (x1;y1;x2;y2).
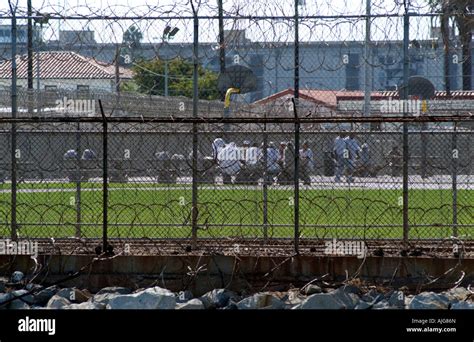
452;122;458;237
262;111;268;242
191;6;199;249
27;0;34;115
99;100;108;253
10;8;18;241
75;122;82;237
363;0;371;119
402;7;410;247
293;99;300;255
293;0;300;254
218;0;225;100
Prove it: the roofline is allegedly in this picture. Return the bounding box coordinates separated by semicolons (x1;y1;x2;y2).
0;76;132;80
0;51;133;79
254;88;338;110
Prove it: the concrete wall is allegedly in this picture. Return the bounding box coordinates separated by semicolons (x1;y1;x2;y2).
0;128;471;180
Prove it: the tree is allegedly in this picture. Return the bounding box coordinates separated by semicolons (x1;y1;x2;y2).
430;0;474;91
132;57;220;100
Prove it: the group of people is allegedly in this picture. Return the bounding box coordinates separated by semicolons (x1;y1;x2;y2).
212;134;374;185
332;133;371;183
211;138;315;185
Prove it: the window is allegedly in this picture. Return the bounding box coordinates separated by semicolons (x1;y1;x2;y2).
45;85;57;90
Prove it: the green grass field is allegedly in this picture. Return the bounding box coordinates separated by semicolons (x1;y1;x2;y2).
0;182;472;240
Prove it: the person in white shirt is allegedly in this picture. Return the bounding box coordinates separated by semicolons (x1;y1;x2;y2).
246;142;260;184
343;133;361;183
259;142;280;185
216;141;241;184
279;142;294;184
236;140;259;185
246;142;259;166
300;141;314;185
333;134;346;182
212;138;225;161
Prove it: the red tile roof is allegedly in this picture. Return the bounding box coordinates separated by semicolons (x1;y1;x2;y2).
254;88;379;109
255;88;474;108
0;51;133;80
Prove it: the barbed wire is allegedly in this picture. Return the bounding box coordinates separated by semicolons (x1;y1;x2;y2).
0;0;472;257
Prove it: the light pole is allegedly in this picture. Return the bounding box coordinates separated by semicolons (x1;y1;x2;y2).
162;26;179;96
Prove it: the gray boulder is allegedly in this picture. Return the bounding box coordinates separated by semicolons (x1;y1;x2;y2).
46;295;71;309
451;301;474;310
32;286;59;306
285;290;305;307
56;288;90;303
387;291;405;309
303;285;322;295
237;293;285;310
176;298;205;310
354;301;372;310
443;287;470;302
91;287;132;305
176;290;194;303
0;277;8;292
372;300;392;310
8;289;35;309
11;271;24;283
64;302;106;310
0;293;12;309
222;302;239;310
12;289;35;303
106;287;176;310
200;289;238;309
95;287;132;296
25;283;43;292
408;292;450;310
361;289;384;304
341;285;362;295
297;288;359;309
9;300;30;310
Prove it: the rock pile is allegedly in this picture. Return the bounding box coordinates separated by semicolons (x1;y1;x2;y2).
1;271;473;310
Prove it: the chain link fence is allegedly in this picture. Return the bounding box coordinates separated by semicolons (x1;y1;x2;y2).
0;0;472;255
0;113;472;255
